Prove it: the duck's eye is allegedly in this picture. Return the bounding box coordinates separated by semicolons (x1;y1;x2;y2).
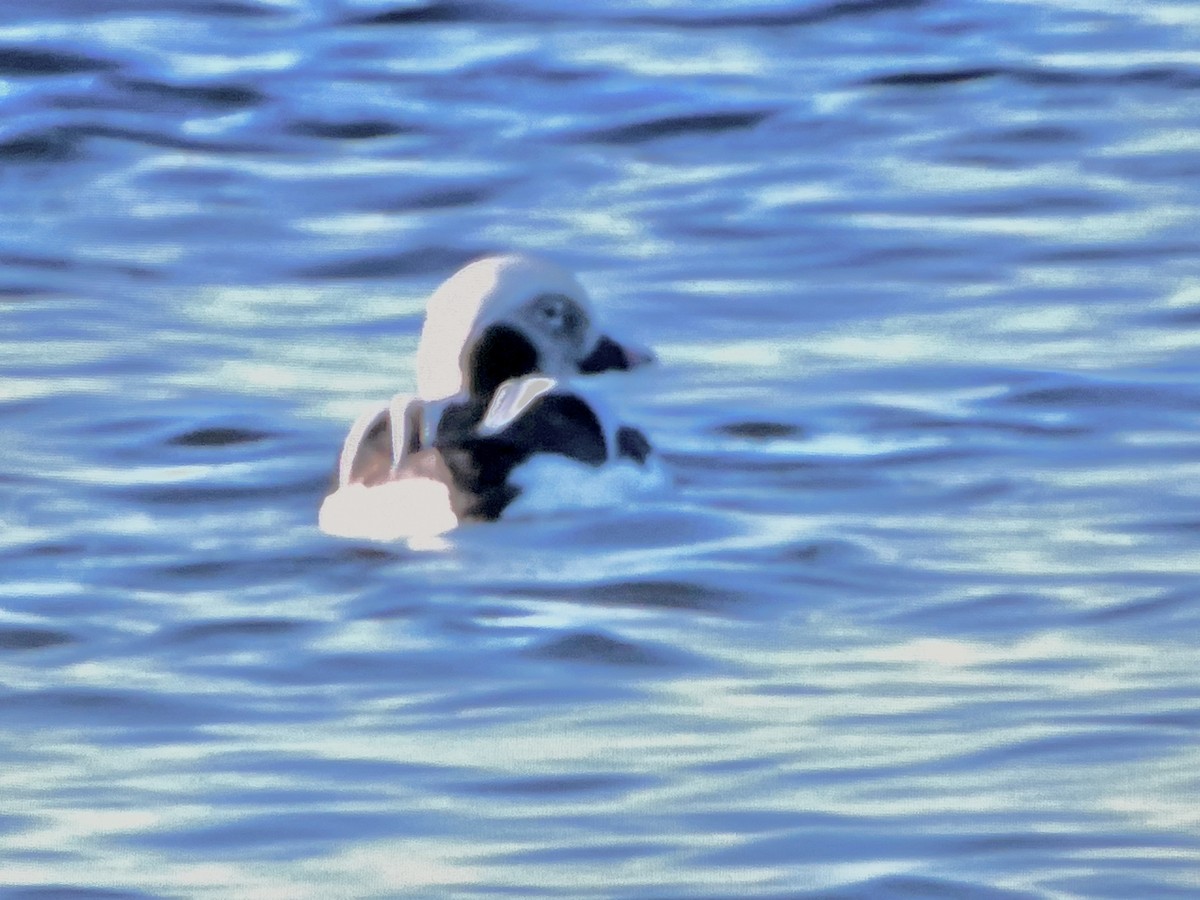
529;293;584;337
537;298;563;321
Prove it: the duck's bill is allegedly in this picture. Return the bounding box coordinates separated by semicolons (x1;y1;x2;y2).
577;334;655;373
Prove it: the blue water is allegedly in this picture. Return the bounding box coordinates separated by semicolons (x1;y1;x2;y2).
3;0;1200;896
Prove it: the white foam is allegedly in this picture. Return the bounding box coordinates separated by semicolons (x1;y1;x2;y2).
503;455;670;518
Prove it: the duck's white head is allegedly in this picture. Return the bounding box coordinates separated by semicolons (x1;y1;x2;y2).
415;254;651;402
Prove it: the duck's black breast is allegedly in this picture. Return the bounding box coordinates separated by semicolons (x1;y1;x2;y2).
434;392;609;521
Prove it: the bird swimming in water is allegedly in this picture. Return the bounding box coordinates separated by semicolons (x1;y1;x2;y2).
318;254;657;541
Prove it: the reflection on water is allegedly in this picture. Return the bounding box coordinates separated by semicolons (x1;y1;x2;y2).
3;0;1200;896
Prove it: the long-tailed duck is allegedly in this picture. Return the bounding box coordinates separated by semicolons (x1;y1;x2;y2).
318;254;657;541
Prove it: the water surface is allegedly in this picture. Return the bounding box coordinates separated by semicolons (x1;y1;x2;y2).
2;0;1200;896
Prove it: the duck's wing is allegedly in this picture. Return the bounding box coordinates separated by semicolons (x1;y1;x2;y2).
334;394;426;488
477;376;558;437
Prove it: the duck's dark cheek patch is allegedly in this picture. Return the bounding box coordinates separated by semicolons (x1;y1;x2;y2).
469;324;540;398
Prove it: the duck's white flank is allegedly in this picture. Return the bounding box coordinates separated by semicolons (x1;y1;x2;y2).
318;479;460;541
